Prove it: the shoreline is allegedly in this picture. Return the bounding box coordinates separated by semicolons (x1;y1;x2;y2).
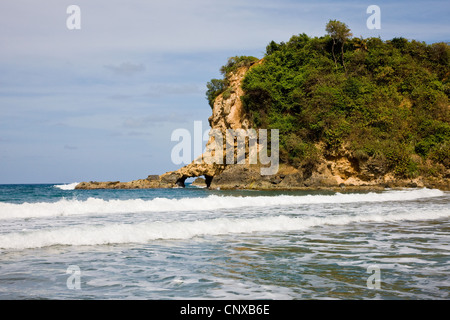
74;181;449;192
75;164;449;192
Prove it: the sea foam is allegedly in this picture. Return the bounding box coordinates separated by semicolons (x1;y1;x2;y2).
54;183;79;190
0;188;445;220
0;208;448;250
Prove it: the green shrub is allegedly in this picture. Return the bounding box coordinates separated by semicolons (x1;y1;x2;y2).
206;21;450;178
222;86;235;100
385;144;419;178
206;78;227;108
429;142;450;168
220;56;259;77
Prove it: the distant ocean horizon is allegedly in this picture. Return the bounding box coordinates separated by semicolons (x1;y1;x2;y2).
0;183;448;299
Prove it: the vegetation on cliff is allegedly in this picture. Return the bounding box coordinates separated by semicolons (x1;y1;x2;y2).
208;21;449;181
206;56;259;107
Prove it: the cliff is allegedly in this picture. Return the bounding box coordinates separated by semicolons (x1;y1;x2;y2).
76;62;449;191
76;25;450;191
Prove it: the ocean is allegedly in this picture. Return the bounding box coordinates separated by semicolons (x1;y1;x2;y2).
0;184;448;300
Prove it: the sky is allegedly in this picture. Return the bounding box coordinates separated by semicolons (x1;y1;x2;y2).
0;0;449;184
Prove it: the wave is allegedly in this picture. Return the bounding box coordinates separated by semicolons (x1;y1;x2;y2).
191;185;207;189
0;188;445;220
0;209;448;250
54;183;79;190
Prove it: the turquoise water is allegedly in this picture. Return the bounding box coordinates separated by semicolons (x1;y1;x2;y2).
0;184;448;299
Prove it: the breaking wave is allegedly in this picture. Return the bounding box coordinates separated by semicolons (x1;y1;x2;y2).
54;183;79;190
0;188;445;220
0;208;448;250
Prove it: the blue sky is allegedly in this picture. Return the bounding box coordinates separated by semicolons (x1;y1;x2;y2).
0;0;449;183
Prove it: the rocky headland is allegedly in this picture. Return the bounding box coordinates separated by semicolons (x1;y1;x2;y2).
76;28;450;190
76;64;449;191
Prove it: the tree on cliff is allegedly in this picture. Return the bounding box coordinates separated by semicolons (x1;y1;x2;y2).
326;20;353;72
206;78;227;108
206;56;259;108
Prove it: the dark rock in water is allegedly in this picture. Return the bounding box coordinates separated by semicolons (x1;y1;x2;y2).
160;172;182;185
192;177;206;187
176;179;185;188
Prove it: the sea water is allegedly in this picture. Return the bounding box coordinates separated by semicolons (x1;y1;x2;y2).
0;184;448;299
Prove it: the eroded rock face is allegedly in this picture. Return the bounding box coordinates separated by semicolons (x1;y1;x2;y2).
152;65;256;189
75;60;449;191
208;66;251;132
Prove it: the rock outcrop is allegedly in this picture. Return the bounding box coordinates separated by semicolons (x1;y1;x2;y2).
76;61;449;191
155;64;255;188
75;175;164;190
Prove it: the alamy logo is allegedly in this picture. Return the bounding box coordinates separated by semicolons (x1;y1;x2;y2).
66;5;81;30
366;265;381;289
66;265;81;290
171;121;279;175
366;5;381;30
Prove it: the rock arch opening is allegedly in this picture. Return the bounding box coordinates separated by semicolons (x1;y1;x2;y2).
176;174;213;188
